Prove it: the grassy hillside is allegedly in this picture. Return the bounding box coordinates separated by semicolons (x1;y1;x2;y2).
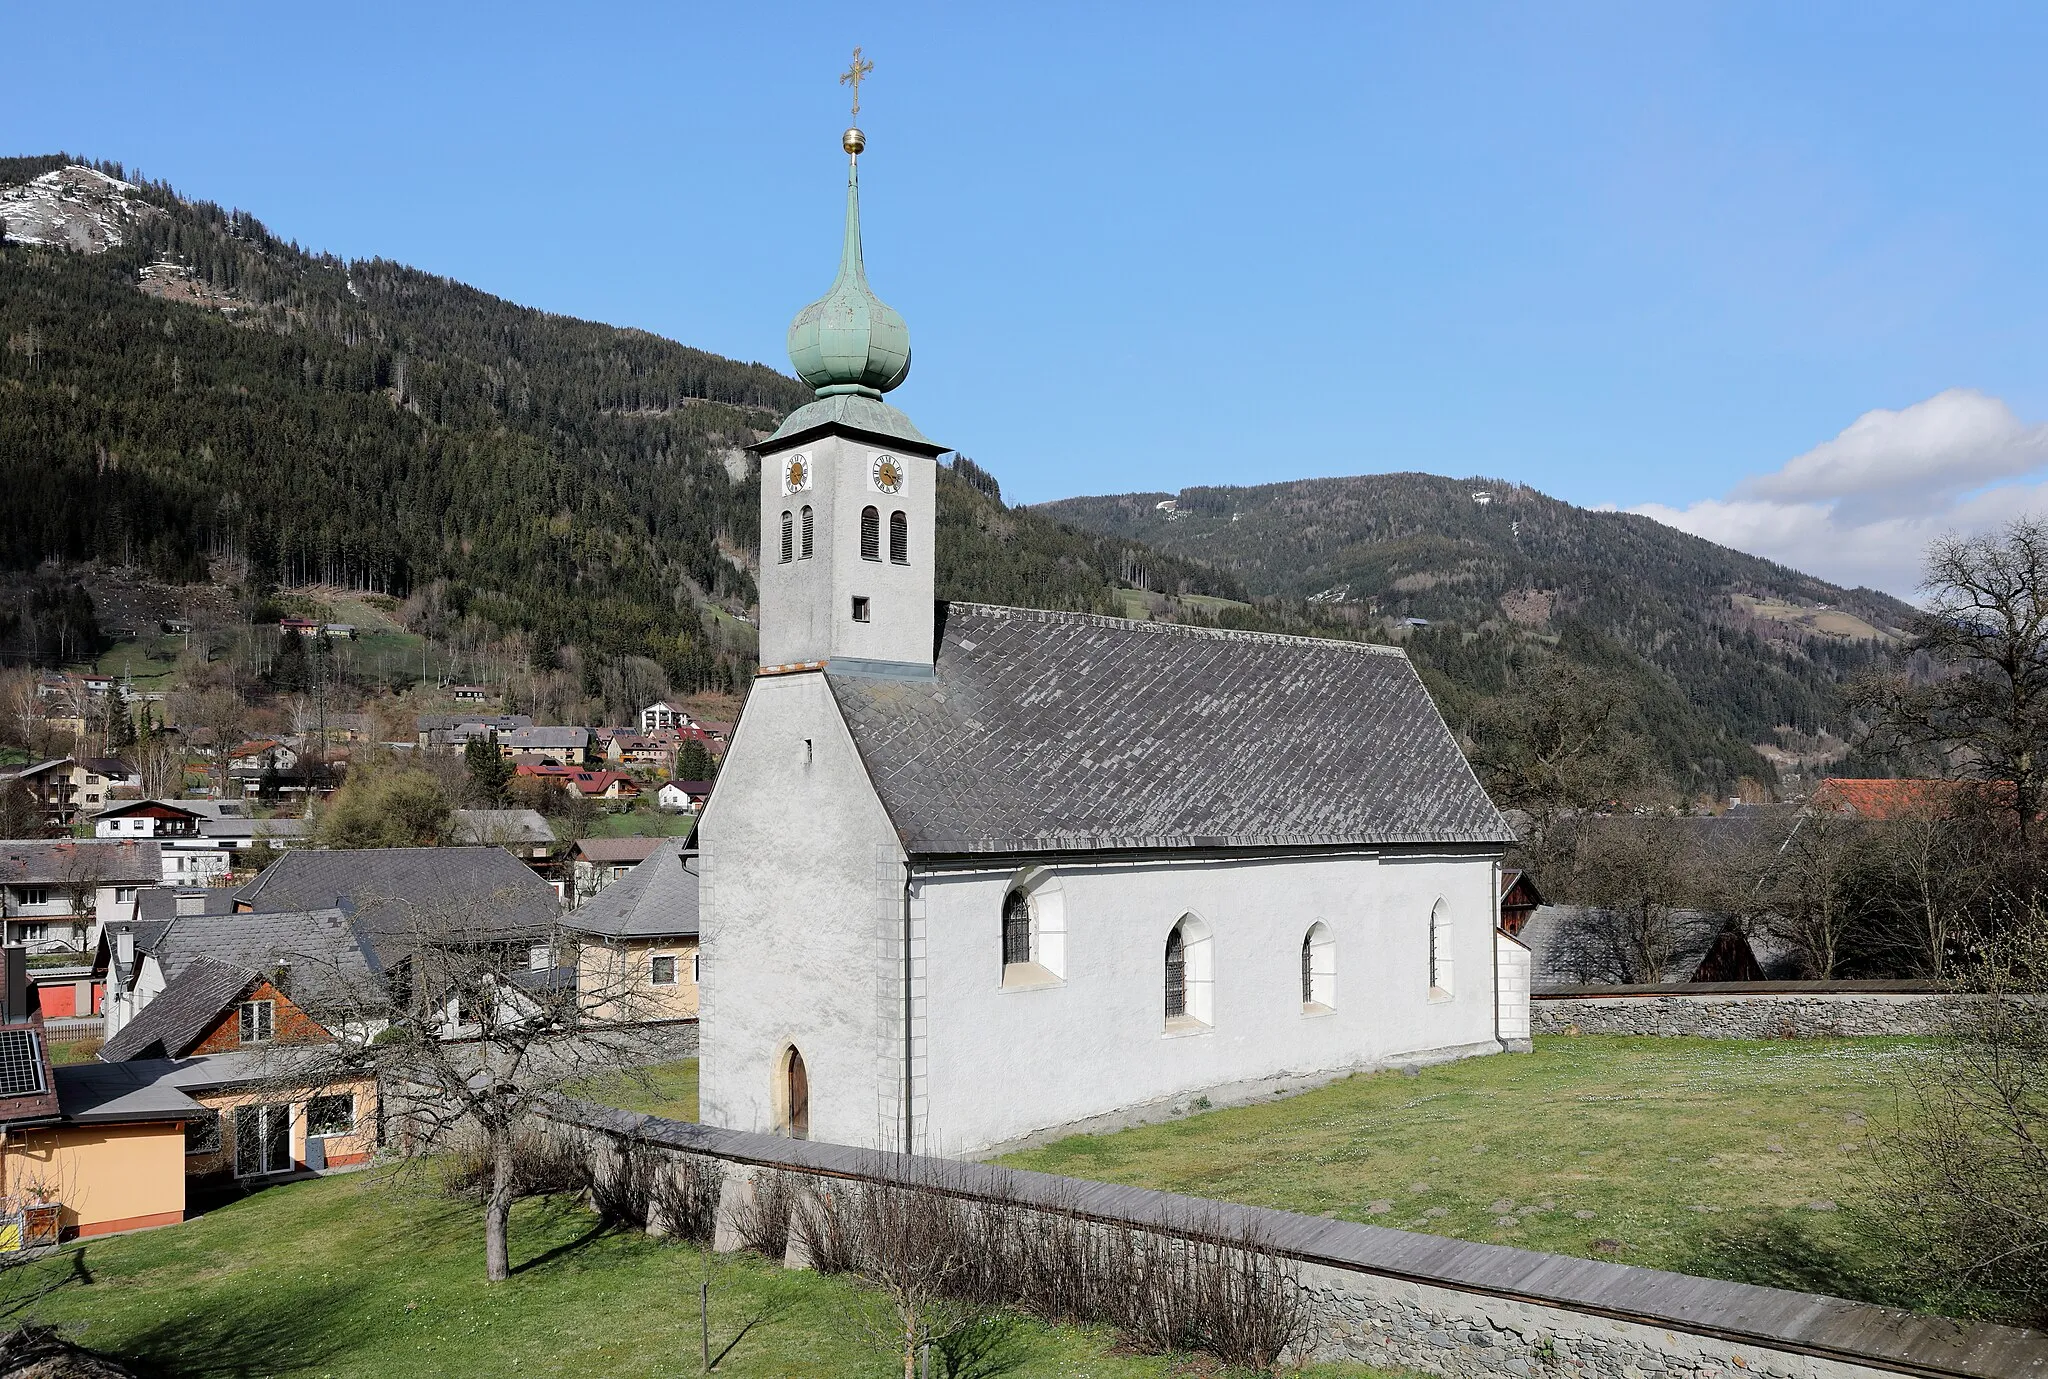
0;156;1237;692
1042;475;1912;794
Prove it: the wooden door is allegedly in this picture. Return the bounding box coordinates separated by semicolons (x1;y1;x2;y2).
784;1048;809;1140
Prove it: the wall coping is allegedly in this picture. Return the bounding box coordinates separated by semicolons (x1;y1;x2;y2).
553;1100;2046;1379
1535;980;1950;999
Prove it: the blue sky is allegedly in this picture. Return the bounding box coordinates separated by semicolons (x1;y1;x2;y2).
11;2;2048;594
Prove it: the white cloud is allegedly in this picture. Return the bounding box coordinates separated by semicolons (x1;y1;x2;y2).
1630;390;2048;598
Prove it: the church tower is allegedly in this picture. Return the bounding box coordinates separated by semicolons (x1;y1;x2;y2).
753;114;945;676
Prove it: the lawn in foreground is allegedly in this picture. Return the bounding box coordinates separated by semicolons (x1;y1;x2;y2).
12;1168;1406;1379
999;1035;1926;1310
576;1058;699;1120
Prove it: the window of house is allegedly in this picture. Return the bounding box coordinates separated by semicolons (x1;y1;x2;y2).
852;596;870;623
889;510;908;564
17;924;45;943
1163;914;1214;1028
115;887;137;905
307;1094;355;1137
528;944;552;971
185;1109;222;1155
239;999;275;1044
860;506;881;561
20;889;47;907
1429;900;1453;997
651;954;678;986
1302;922;1335;1011
779;510;794;563
800;505;814;558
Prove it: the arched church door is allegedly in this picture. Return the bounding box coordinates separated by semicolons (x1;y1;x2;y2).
783;1047;810;1140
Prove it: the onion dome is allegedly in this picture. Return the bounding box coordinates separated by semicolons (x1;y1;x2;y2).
786;128;911;398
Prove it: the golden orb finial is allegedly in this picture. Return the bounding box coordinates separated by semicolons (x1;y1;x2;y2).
843;127;866;156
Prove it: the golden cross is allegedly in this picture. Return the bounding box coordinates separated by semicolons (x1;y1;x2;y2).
840;46;874;119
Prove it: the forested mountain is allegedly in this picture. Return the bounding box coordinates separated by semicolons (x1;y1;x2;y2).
0;157;1235;691
1041;476;1916;794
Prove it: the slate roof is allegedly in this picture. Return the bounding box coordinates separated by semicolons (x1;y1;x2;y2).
137;907;380;1009
573;837;662;865
450;809;557;845
0;839;161;886
53;1060;201;1124
134;887;235;923
99;955;263;1061
823;603;1512;855
233;847;561;965
566;841;699;940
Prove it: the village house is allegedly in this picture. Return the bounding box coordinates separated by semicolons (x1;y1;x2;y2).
514;763;641;802
415;713;531;751
498;726;591;766
602;733;674;772
0;759;81;829
0;950;379;1240
0;840;159;955
89;799;302;883
569;836;662;903
450;808;558;860
639;702;697;735
657;780;714;814
566;840;699;1025
227;740;299;776
64;758;138;814
448;684;489;704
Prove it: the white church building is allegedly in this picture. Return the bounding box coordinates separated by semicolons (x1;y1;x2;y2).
699;119;1528;1157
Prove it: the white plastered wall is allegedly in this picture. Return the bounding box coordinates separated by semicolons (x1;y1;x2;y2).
696;672;906;1147
915;848;1505;1156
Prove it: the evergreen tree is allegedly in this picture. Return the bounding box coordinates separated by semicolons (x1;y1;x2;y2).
465;736;514;805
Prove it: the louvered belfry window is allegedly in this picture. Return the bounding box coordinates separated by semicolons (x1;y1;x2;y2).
800;505;814;559
861;506;881;561
1164;928;1187;1020
1002;890;1031;966
780;511;793;563
889;510;908;564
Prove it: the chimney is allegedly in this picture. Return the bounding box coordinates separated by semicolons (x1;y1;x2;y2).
116;929;135;969
3;947;27;1024
175;890;205;917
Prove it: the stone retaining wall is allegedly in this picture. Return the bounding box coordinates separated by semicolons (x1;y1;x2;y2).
551;1102;2047;1379
1531;991;1949;1039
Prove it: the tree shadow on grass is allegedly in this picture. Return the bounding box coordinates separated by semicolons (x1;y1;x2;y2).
99;1278;359;1378
1668;1211;1914;1310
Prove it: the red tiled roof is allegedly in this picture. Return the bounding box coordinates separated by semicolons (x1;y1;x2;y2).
1810;777;1999;820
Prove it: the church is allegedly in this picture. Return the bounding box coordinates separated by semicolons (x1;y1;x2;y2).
698;115;1527;1157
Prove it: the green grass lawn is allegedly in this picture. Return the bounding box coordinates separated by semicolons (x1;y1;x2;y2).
89;634;185;685
999;1036;1929;1311
582;810;698;839
9;1167;1406;1378
575;1059;699;1120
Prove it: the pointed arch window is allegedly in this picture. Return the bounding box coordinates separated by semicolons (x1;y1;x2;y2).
779;511;793;564
800;505;814;559
889;510;908;565
1002;890;1031;967
999;872;1065;988
860;506;881;561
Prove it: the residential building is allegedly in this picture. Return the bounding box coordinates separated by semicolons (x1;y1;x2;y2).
567;840;699;1025
0;840;159;954
449;685;489;704
602;734;674;771
89;799;300;883
569;837;662;903
498;726;591;766
514;764;641;802
699;136;1521;1155
657;780;714;813
639;702;696;735
0;759;79;829
449;809;557;860
66;758;138;814
415;713;530;750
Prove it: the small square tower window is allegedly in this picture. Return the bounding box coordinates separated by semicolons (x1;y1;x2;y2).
852;596;871;622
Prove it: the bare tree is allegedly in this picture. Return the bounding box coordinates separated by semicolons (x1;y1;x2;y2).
1558;815;1708;983
286;885;658;1282
130;729;186;800
1469;659;1652;874
1860;518;2048;844
1757;804;1874;978
54;847;108;951
1872;902;2048;1323
174;687;248;797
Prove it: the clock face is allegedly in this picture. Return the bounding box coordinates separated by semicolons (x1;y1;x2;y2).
871;454;905;494
782;454;811;496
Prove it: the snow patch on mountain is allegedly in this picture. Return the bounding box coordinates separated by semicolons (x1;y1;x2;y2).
0;165;149;253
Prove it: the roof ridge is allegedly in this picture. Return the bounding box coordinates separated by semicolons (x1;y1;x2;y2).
949;602;1410;657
